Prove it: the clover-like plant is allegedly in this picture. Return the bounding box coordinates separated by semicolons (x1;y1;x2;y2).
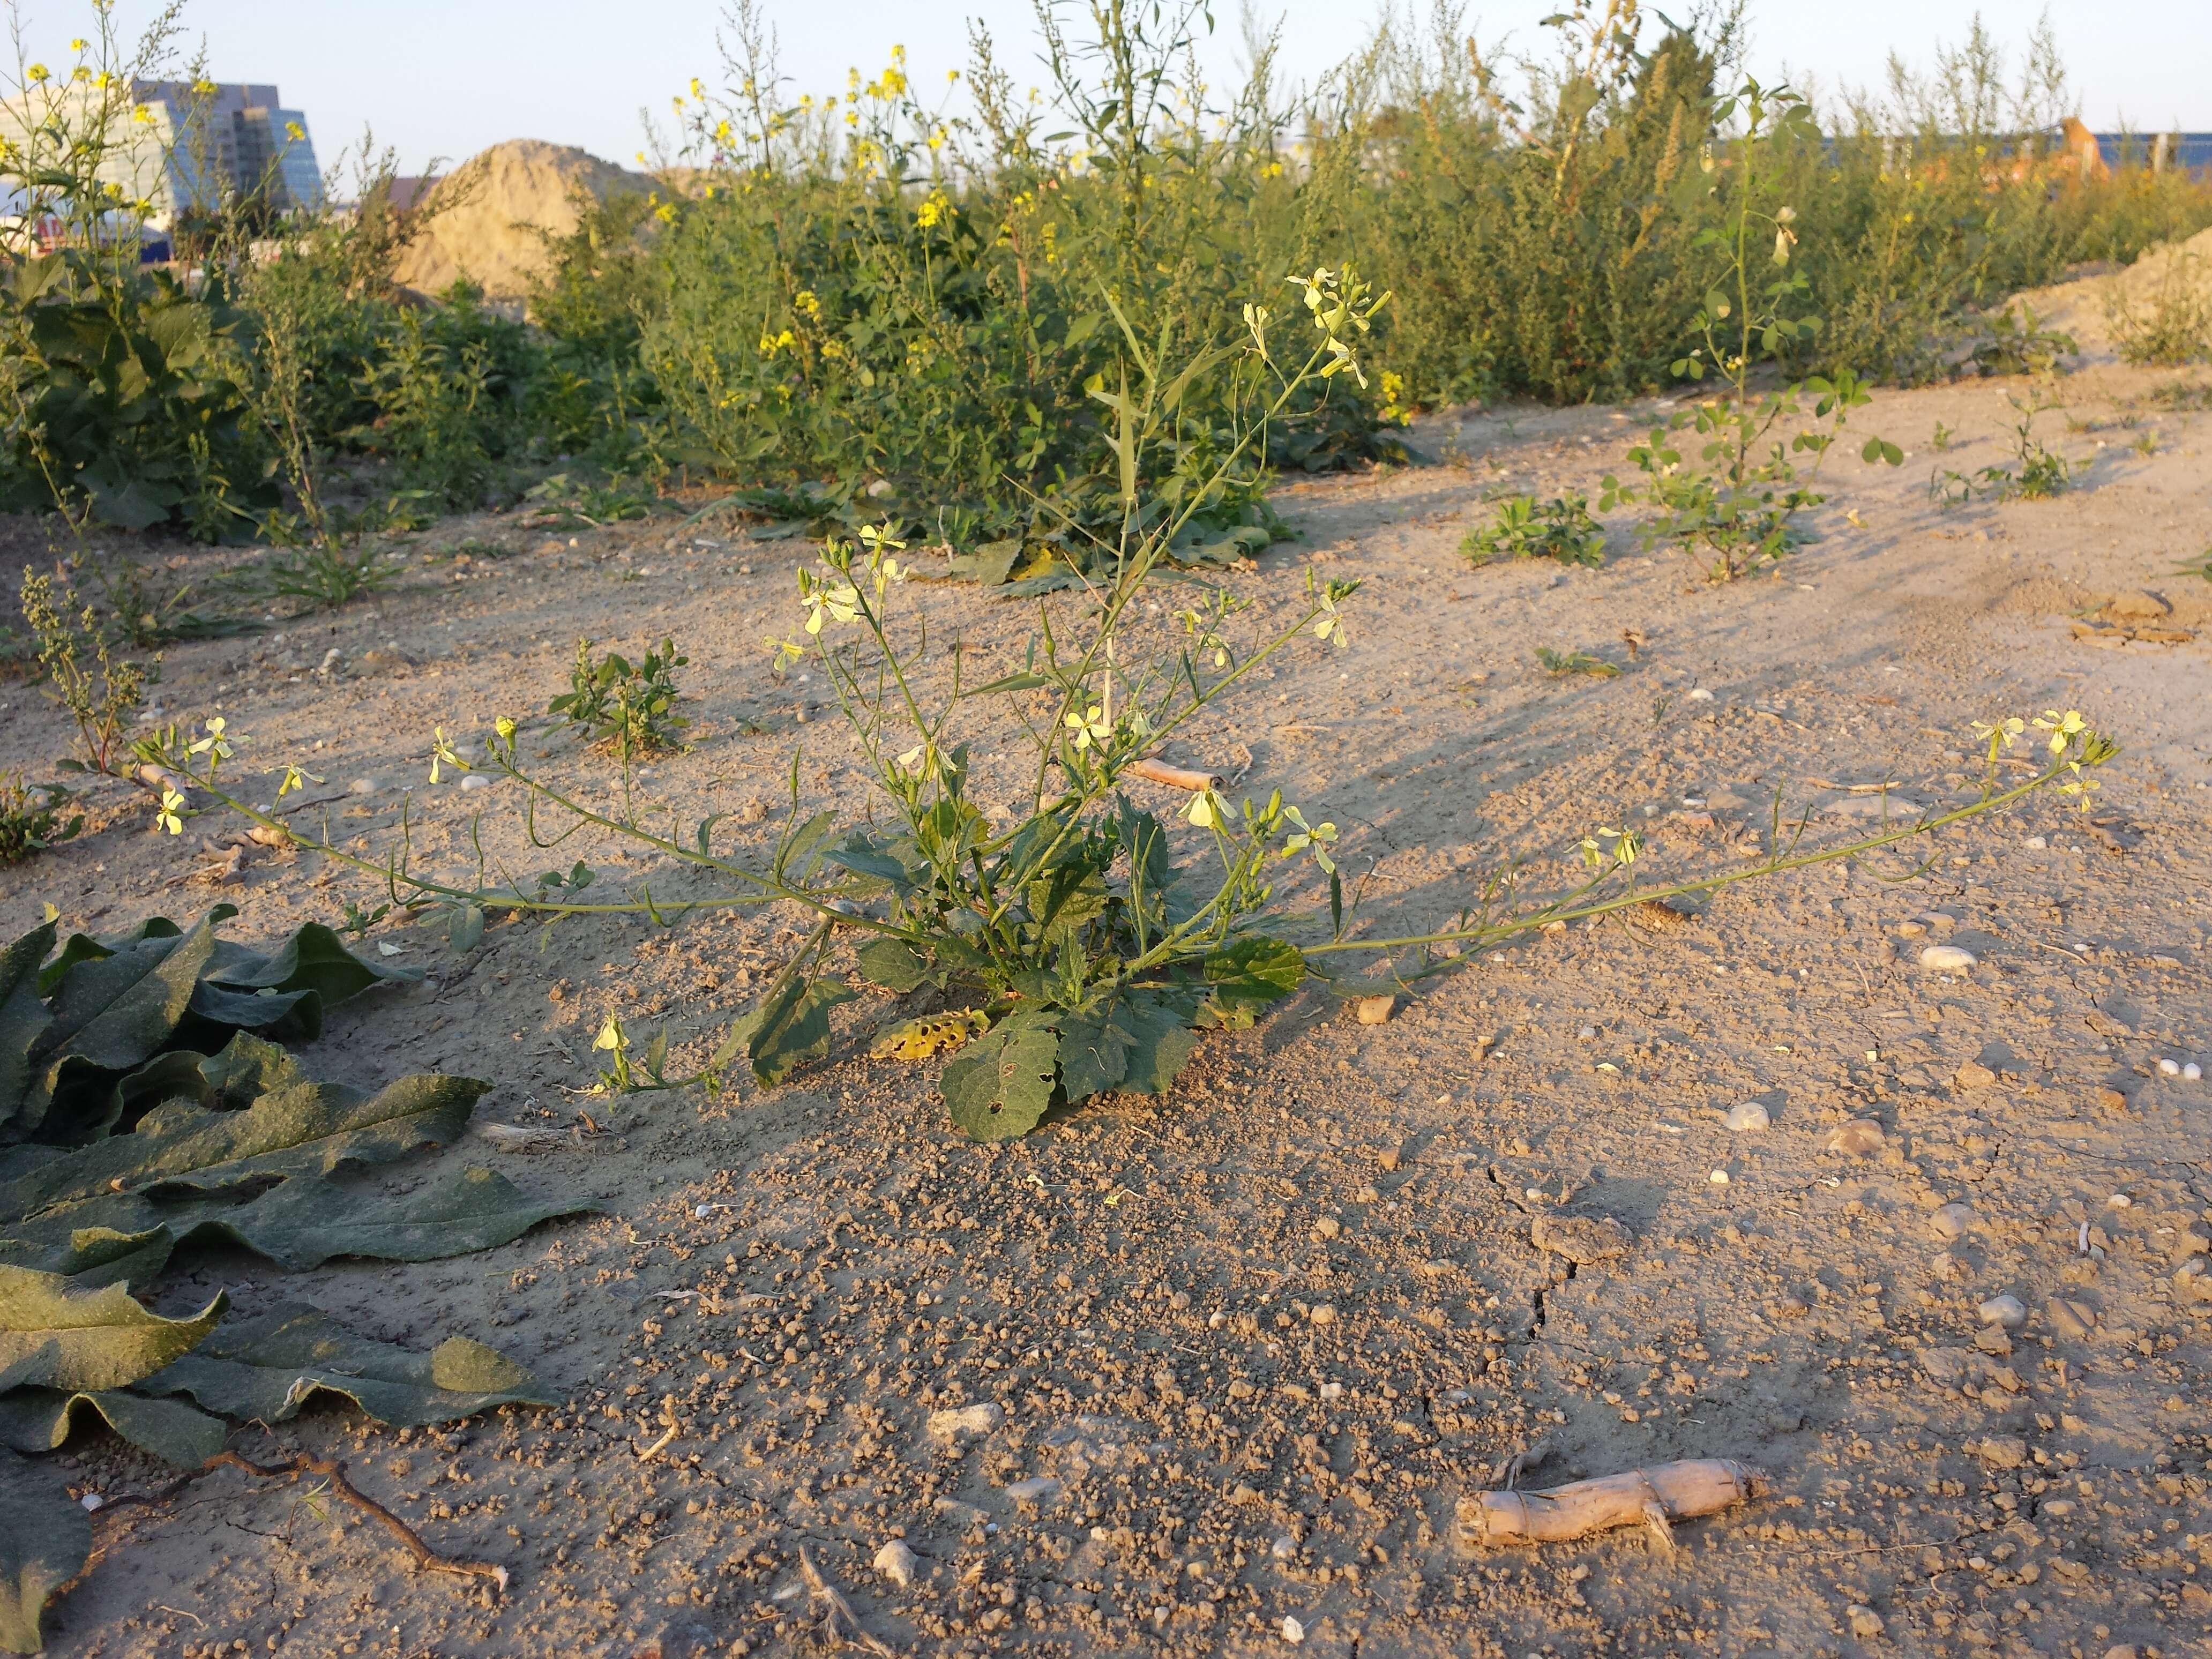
1461;494;1606;569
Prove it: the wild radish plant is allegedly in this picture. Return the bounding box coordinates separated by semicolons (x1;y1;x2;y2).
144;273;2120;1140
1601;79;1902;580
17;570;152;778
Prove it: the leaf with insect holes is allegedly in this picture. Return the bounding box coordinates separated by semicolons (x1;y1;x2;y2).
137;1300;552;1428
0;1446;90;1656
869;1011;989;1062
941;1012;1060;1141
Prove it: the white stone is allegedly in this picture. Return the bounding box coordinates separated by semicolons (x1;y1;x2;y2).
1978;1294;2027;1329
1918;944;1978;972
1708;1168;1730;1185
348;777;379;795
873;1540;918;1588
2186;1064;2203;1081
1281;1617;1307;1644
2158;1058;2181;1076
1724;1101;1771;1132
1002;1476;1061;1505
1687;687;1715;701
926;1402;1003;1440
1271;1534;1297;1561
460;773;491;790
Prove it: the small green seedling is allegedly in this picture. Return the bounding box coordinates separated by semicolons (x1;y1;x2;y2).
1461;494;1606;568
1537;647;1620;678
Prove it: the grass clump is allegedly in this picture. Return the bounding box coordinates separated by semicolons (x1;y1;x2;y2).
1462;495;1606;568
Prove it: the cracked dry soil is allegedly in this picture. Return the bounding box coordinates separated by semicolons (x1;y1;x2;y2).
4;347;2211;1659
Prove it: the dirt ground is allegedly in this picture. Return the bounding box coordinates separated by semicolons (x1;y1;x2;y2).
3;304;2210;1659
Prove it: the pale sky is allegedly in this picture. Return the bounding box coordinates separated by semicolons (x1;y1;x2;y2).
65;1;2212;176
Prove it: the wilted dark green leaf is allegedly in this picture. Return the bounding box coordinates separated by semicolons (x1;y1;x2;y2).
0;1386;224;1468
0;1067;487;1222
713;972;855;1088
139;1301;552;1427
166;1164;596;1271
0;925;56;1135
0;1222;173;1289
203;921;419;1003
0;1446;89;1655
943;1013;1060;1141
0;1265;223;1392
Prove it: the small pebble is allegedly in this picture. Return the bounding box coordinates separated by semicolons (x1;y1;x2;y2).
1978;1294;2027;1329
2187;1063;2203;1081
2106;1193;2132;1210
1723;1101;1770;1132
1895;919;1927;938
2158;1059;2181;1076
1687;687;1715;701
1918;944;1977;972
78;1492;102;1512
1952;1061;1997;1090
1847;1606;1884;1639
2023;835;2046;848
1002;1476;1061;1505
1707;1168;1730;1185
459;773;490;790
873;1540;918;1588
1281;1616;1307;1644
1309;1304;1336;1326
1355;995;1396;1026
1271;1534;1297;1561
1930;1202;1973;1239
348;777;379;795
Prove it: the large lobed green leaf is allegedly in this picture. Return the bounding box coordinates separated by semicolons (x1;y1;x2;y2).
141;1301;553;1428
0;1265;224;1393
0;1386;224;1468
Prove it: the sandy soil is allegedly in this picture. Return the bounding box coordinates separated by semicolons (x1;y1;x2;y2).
3;326;2211;1659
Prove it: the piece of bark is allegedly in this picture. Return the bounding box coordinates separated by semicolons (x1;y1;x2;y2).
1458;1458;1765;1548
1127;757;1220;792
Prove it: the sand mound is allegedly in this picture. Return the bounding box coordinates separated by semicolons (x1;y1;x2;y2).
2011;223;2212;357
392;139;648;302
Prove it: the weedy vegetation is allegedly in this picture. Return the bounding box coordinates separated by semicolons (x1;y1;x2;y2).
548;636;691;761
1930;386;2072;504
1537;647;1622;678
1461;494;1607;568
0;771;79;862
2104;250;2212;367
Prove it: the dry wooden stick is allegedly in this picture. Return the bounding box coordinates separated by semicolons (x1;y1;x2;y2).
799;1545;898;1657
1458;1458;1766;1549
208;1452;511;1593
1127;757;1220;792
